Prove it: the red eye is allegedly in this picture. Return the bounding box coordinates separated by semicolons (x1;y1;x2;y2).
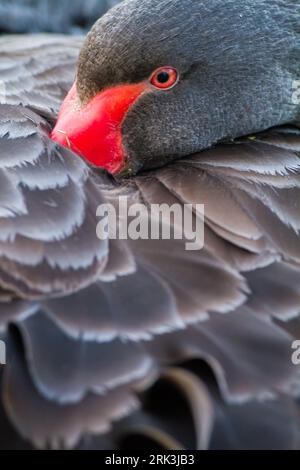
150;67;178;89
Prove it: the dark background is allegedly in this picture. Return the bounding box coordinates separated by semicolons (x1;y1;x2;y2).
0;0;121;34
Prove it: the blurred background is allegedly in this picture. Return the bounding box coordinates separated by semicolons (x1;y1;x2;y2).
0;0;121;34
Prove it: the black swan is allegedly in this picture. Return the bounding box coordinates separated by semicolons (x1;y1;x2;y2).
0;0;300;450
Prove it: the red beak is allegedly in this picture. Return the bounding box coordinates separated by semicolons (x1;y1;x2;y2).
51;81;148;174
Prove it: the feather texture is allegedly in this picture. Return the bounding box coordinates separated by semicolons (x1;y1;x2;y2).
0;35;300;450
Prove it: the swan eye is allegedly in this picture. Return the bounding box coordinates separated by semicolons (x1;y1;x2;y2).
150;67;178;89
